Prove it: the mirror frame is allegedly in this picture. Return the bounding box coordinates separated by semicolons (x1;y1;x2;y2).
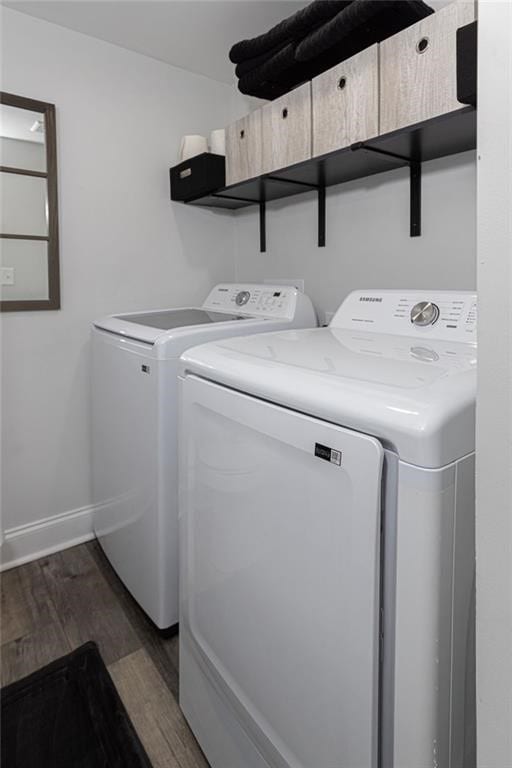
1;92;60;311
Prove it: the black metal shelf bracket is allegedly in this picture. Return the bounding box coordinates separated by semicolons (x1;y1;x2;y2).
212;193;257;204
265;176;326;248
359;143;422;238
259;201;266;253
266;176;317;190
318;185;326;247
410;162;421;237
354;141;410;164
255;176;321;252
265;147;421;248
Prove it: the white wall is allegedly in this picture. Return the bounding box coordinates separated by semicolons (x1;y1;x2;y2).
0;8;236;565
476;2;512;765
234;151;476;323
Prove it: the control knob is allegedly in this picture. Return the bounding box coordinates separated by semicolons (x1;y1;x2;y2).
235;290;251;306
410;301;440;327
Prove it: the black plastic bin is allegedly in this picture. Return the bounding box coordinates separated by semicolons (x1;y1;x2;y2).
170;152;225;202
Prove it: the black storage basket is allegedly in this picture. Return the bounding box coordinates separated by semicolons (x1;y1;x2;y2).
170;152;225;202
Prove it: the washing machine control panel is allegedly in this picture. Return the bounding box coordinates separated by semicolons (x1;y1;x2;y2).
203;284;298;319
331;290;477;342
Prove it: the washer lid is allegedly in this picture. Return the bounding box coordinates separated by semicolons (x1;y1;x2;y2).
181;326;477;468
93;307;249;344
114;309;245;329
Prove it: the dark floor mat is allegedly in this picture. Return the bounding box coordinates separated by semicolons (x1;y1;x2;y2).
1;641;152;768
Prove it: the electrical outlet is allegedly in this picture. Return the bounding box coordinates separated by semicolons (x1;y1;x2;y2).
264;277;305;293
0;267;15;286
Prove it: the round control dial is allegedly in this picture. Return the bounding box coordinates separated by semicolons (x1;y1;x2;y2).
410;301;440;327
235;290;251;307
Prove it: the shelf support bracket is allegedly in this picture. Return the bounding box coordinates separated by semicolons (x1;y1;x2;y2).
354;141;410;164
357;143;423;238
410;162;421;237
266;176;317;190
259;201;266;253
318;185;326;247
267;175;326;248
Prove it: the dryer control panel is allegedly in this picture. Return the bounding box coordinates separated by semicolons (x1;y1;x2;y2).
203;284;298;320
331;290;477;343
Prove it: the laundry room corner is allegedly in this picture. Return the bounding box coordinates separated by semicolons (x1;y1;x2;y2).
2;1;512;766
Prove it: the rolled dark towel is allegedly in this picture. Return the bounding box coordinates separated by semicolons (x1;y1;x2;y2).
238;42;297;92
234;0;434;100
229;0;352;63
235;42;288;79
234;15;338;80
296;0;434;62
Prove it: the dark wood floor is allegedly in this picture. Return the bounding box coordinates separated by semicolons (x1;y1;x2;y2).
0;540;209;768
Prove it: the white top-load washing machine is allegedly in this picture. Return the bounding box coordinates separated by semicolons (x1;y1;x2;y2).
91;283;316;629
179;290;477;768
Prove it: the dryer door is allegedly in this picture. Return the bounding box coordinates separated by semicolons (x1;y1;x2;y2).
180;374;384;768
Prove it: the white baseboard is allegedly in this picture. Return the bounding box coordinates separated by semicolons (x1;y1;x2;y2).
0;503;101;571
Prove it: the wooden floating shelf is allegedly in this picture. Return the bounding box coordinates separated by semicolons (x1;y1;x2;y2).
181;106;476;250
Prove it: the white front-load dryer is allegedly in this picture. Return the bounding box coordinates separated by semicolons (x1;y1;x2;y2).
91;284;316;629
179;289;477;768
